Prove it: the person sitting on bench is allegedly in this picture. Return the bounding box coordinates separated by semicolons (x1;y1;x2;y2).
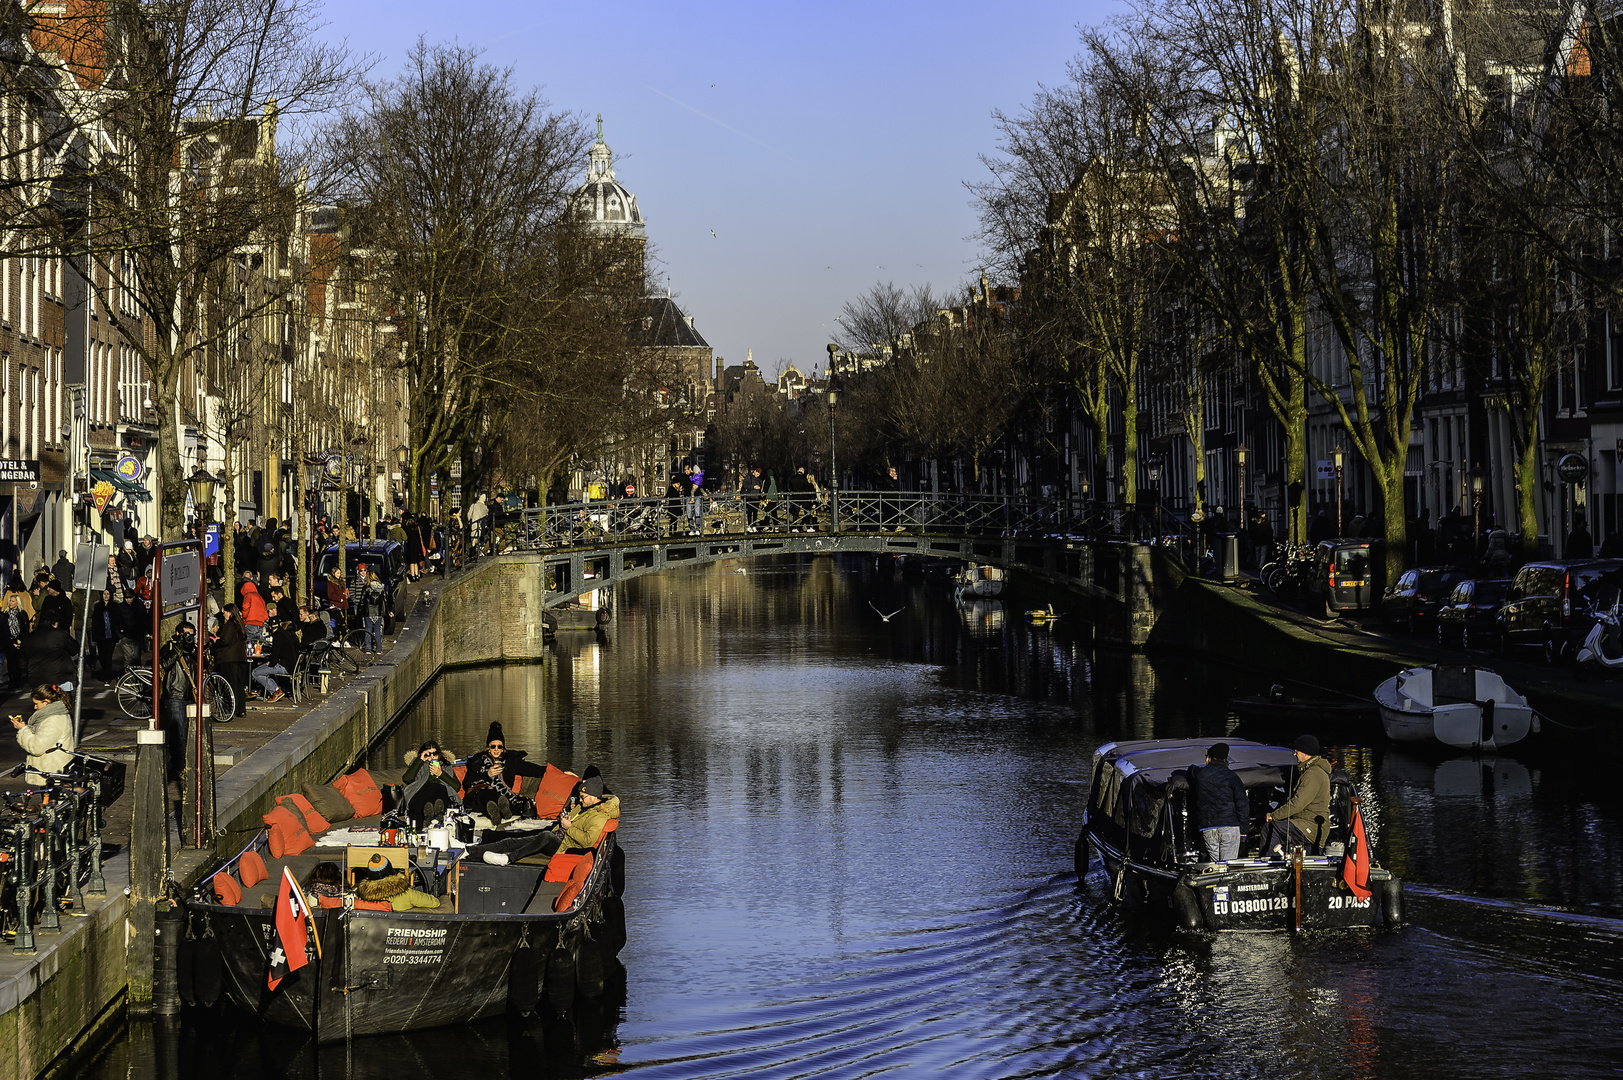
1263;735;1331;856
402;739;461;823
471;766;620;866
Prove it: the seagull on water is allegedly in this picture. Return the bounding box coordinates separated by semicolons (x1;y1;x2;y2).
869;601;903;622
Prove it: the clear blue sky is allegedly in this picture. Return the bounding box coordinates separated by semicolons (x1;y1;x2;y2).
317;1;1120;377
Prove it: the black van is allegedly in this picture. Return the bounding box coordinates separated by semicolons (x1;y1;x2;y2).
1310;539;1385;619
1498;559;1622;663
313;540;408;620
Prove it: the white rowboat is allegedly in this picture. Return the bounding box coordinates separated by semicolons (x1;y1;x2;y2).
1374;665;1535;751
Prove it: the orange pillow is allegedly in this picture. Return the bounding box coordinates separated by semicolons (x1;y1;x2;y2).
317;895;344;909
263;805;314;859
238;850;269;889
554;852;595;912
353;899;392;911
333;769;383;817
452;764;467;793
212;873;243;906
544;853;586;882
534;764;580;819
275;793;332;835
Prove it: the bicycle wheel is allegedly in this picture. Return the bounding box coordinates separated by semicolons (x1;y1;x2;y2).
115;669;154;721
207;673;236;724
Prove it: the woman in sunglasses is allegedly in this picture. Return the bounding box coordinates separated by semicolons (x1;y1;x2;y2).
461;721;544;825
401;739;462;823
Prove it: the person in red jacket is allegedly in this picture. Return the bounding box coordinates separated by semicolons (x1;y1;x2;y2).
240;580;268;647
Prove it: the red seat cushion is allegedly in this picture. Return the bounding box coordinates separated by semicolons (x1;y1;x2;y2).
317;895;344;909
263;805;314;859
554;852;595;912
275;793;332;835
333;769;383;817
212;873;243;906
544;853;587;883
238;850;269;889
534;764;580;819
353;899;392;911
452;764;467;795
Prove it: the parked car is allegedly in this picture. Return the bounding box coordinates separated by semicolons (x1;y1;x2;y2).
1310;539;1385;619
1384;567;1471;633
1434;578;1512;650
1497;559;1623;662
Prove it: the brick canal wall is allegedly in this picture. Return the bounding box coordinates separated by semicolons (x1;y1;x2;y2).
0;554;550;1080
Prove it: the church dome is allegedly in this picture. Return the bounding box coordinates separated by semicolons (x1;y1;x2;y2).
574;115;645;238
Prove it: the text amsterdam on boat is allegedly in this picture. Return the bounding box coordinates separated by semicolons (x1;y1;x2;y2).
1076;738;1403;931
181;753;626;1040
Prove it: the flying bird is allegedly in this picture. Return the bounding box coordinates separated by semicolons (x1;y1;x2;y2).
869;601;903;622
710;229;717;238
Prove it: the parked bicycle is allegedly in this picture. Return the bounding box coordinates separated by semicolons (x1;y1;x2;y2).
113;666;237;724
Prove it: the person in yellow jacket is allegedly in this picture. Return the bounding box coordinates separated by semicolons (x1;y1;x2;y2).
1264;735;1332;855
474;765;620;866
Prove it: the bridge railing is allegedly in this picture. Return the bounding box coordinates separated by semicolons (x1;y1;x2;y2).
457;491;1189;559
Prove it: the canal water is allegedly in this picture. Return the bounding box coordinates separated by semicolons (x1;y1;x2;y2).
84;556;1623;1079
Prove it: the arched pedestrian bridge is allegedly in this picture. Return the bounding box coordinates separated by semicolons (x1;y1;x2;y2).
473;491;1194;645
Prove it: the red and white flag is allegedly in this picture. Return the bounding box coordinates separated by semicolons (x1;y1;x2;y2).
1341;800;1373;899
268;866;311;990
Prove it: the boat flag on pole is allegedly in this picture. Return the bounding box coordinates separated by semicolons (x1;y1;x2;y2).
268;866;311;990
1341;799;1373;899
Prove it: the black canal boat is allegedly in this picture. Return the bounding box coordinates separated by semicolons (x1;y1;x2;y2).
182;810;624;1039
1076;739;1402;931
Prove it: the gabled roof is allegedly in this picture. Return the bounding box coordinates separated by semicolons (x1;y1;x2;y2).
633;296;710;349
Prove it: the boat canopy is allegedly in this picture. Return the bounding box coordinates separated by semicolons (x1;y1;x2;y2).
1089;739;1298;857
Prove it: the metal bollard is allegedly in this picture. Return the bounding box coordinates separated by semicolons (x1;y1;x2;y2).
38;805;59;932
85;777;106;896
11;819;34;954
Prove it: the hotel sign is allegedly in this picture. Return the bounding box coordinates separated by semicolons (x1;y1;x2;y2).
0;460;40;483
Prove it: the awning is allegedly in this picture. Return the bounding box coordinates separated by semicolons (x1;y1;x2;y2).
91;468;152;501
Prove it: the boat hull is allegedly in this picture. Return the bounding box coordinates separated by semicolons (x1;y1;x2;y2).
1093;838;1390;931
204;905;567;1038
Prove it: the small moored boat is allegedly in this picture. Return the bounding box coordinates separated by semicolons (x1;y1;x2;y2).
953;564;1006;599
1373;664;1536;751
1077;739;1402;931
1228;685;1379;727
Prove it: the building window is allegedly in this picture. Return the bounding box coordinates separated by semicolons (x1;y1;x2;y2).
1609;314;1623;391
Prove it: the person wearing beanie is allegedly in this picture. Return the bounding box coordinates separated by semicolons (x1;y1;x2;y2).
1188;742;1250;862
473;762;620;867
460;720;544;826
1264;735;1332;856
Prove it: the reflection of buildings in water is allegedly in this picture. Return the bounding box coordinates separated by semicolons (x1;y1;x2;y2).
1126;653;1157;740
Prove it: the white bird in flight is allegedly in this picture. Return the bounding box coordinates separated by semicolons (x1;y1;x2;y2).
710;229;717;238
869;601;903;622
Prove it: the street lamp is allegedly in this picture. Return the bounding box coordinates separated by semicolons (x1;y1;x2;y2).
1470;464;1484;548
187;467;217;527
1236;444;1248;538
1332;445;1345;537
828;387;840;532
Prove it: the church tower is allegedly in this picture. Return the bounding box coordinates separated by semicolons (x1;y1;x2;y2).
572;115;647;293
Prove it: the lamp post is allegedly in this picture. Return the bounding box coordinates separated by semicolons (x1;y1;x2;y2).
186;467;217;529
1236;443;1248;526
351;434;370;538
1470;464;1484;551
828;388;840;532
1332;445;1345;537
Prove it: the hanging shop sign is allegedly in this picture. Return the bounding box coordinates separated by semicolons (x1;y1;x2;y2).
1557;453;1590;484
115;455;144;483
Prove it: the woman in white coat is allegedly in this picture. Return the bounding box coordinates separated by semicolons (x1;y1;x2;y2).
10;683;74;785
